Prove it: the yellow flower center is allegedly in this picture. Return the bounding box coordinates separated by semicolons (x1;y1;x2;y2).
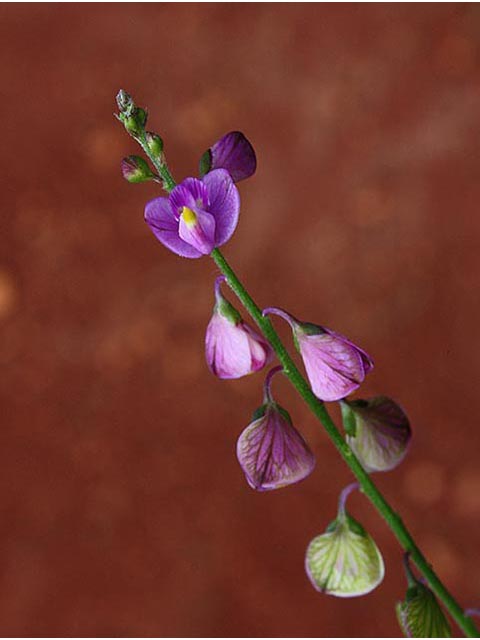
181;206;197;226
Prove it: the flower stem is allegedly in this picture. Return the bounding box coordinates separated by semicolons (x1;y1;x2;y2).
263;365;283;403
338;482;360;516
210;247;479;638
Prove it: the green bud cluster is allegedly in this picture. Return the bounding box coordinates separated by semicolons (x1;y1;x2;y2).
115;89;148;139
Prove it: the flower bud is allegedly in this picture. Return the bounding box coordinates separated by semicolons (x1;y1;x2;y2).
263;307;373;401
145;131;164;158
396;555;452;637
305;484;385;597
121;155;155;183
115;89;147;138
205;276;272;379
237;367;315;491
341;397;411;473
199;131;256;183
116;89;134;115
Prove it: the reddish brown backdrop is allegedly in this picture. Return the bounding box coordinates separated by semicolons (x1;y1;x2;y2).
1;3;480;637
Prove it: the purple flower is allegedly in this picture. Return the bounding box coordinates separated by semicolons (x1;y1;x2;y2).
263;307;373;402
206;276;272;379
144;169;240;258
341;397;411;472
237;366;315;491
199;131;257;183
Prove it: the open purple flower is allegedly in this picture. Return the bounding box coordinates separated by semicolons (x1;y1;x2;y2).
206;276;272;379
237;366;315;491
199;131;257;183
263;307;373;402
144;169;240;258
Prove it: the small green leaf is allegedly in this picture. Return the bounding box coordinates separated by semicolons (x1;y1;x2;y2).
305;511;385;597
396;581;452;638
199;149;212;178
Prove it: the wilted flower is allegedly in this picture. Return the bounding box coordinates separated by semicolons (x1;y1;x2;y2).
341;397;412;473
199;131;257;183
263;307;373;401
205;276;272;379
396;554;452;637
145;169;240;258
237;366;315;490
305;483;385;597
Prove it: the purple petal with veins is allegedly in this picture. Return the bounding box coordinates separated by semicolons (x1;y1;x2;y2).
237;404;315;491
205;313;272;379
144;196;203;258
202;169;240;245
298;330;371;401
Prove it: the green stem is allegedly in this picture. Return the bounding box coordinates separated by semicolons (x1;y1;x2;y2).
211;247;478;638
137;133;176;192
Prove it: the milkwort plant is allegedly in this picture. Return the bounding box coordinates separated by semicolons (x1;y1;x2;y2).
115;90;479;638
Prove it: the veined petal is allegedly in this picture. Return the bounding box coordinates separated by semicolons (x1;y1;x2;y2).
324;327;374;374
343;397;412;473
169;179;209;216
144;196;203;258
178;207;216;255
205;314;253;379
202;169;240;246
201;131;257;182
397;580;452;637
236;404;315;491
243;324;273;372
298;332;367;401
305;512;385;597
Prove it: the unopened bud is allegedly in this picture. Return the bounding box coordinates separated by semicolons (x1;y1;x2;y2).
237;367;315;491
205;276;272;379
145;131;164;157
121;155;154;183
115;89;148;138
305;483;385;597
116;89;134;115
396;554;452;637
341;396;412;473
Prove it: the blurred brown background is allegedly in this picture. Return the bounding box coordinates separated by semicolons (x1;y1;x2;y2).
1;3;480;637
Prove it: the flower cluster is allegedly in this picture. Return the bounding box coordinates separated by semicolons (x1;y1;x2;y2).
116;92;434;635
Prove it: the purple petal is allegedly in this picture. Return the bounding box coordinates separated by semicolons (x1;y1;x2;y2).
144;196;203;258
202;169;240;246
205;131;257;182
205;314;269;379
169;179;209;217
243;324;273;372
236;405;315;491
178;207;216;255
323;327;374;374
298;332;368;401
